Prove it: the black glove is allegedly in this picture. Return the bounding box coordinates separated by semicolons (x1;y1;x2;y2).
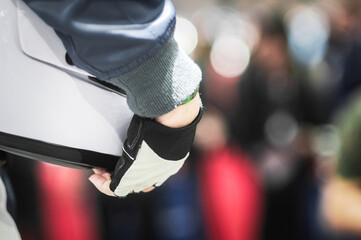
110;109;202;197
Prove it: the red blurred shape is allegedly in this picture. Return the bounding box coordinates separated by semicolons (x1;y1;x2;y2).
199;146;263;240
37;163;100;240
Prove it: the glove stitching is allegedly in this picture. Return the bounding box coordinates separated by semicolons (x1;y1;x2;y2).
122;146;135;161
127;119;143;150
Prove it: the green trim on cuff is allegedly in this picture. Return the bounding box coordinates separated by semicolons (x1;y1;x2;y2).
182;87;199;105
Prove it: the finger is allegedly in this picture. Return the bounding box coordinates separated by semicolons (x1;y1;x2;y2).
142;186;155;193
102;172;111;181
93;168;107;175
93;169;111;180
89;174;115;197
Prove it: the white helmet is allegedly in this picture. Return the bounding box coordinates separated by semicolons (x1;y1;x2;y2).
0;0;132;170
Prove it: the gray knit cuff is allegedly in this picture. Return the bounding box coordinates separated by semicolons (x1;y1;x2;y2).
107;37;202;118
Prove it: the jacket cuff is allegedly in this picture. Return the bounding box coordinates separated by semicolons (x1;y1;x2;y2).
107;36;202;118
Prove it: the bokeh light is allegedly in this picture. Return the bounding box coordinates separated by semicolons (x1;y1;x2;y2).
265;111;299;147
210;34;250;78
286;6;330;66
312;124;341;157
174;15;198;55
192;6;260;51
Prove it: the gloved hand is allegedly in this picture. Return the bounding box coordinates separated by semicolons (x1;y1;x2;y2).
109;109;202;197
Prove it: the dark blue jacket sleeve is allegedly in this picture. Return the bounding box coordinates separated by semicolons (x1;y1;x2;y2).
23;0;175;80
23;0;201;118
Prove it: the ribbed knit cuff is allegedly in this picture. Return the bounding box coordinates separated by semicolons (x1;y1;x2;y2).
107;37;202;118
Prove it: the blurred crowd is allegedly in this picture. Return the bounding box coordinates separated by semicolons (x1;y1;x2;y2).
3;0;361;239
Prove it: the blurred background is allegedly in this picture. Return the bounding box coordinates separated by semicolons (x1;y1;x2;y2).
3;0;361;239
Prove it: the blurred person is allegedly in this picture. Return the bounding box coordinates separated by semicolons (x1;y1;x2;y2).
320;2;361;238
323;0;361;114
322;91;361;238
231;14;321;152
195;109;263;240
230;13;324;240
1;0;203;239
303;2;361;239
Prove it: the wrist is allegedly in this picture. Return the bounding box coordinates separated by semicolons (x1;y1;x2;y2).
155;93;201;128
